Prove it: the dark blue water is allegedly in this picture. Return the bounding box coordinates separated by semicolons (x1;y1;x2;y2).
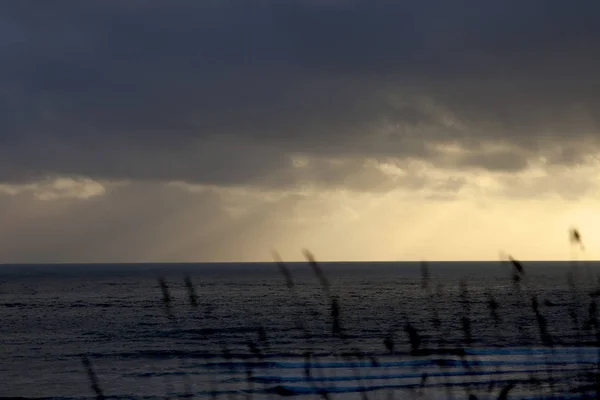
1;261;600;399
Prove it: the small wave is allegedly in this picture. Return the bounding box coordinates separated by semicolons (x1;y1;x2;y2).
149;326;297;339
2;303;27;308
0;397;85;400
264;383;592;400
250;365;591;384
76;344;600;362
81;350;336;361
466;347;600;356
82;350;214;360
125;369;238;378
260;373;581;397
190;356;599;371
69;302;114;309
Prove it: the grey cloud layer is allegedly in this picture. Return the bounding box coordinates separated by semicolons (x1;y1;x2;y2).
1;1;599;188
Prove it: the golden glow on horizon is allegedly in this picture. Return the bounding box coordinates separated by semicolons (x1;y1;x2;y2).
1;159;600;263
252;193;600;263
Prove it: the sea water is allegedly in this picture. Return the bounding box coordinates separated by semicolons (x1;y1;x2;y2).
1;261;599;399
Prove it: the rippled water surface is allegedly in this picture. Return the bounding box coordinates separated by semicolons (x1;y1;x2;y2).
2;261;600;399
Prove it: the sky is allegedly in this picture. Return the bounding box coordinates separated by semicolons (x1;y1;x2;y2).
1;1;600;263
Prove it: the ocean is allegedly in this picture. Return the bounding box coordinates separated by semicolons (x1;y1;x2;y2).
1;261;600;400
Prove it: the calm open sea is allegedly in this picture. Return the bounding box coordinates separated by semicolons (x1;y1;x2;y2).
1;261;600;399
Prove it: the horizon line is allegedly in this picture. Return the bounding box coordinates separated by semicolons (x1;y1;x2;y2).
0;259;598;266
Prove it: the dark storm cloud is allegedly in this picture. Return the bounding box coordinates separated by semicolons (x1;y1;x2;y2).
1;1;600;188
